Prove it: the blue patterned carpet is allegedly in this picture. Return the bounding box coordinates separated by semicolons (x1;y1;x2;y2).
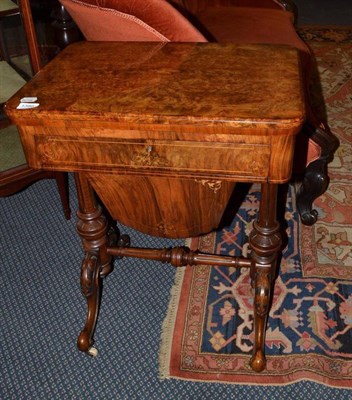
1;176;351;399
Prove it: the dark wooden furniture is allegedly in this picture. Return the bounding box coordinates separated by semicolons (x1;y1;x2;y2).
0;1;20;66
6;41;304;372
0;0;70;218
51;1;83;49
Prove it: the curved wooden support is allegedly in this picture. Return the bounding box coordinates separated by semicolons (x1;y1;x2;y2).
297;158;329;225
249;183;282;372
250;264;272;372
74;173;113;353
297;122;339;225
77;252;101;352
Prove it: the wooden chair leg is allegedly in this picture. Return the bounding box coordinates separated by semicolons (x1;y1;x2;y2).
74;173;114;356
54;171;71;220
297;121;339;225
249;183;282;372
51;3;83;49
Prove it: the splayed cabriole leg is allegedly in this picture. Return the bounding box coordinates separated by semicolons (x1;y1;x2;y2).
296;158;328;225
74;173;113;354
77;251;101;354
297;122;339;226
249;183;282;372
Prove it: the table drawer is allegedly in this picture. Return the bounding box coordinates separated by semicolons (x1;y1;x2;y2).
36;136;270;179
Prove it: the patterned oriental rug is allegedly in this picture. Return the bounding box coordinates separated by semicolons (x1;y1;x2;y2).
160;31;352;388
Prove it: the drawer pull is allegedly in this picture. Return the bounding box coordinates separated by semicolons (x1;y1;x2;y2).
131;145;170;167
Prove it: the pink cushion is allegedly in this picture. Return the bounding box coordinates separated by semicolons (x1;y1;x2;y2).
294;135;321;172
59;0;206;42
307;139;321;164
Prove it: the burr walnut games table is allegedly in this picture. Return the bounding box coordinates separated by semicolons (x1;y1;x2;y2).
6;41;305;372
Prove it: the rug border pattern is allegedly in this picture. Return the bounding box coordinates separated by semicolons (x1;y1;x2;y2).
160;28;352;388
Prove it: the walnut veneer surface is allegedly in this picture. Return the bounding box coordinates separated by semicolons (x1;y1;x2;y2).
7;41;304;124
6;41;305;372
6;42;304;235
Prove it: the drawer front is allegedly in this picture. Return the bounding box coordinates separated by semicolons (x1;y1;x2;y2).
36;136;270;179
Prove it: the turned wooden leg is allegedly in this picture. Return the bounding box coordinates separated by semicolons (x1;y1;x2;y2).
51;3;83;49
249;183;282;372
74;173;113;355
54;172;71;220
297;122;339;225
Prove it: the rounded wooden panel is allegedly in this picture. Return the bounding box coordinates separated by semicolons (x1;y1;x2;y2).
88;173;236;238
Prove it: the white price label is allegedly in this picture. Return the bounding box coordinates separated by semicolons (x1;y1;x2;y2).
16;102;40;109
20;97;38;103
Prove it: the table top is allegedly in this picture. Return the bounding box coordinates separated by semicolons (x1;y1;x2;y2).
6;41;304;134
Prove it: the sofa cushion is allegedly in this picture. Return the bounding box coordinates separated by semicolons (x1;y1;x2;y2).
59;0;206;42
